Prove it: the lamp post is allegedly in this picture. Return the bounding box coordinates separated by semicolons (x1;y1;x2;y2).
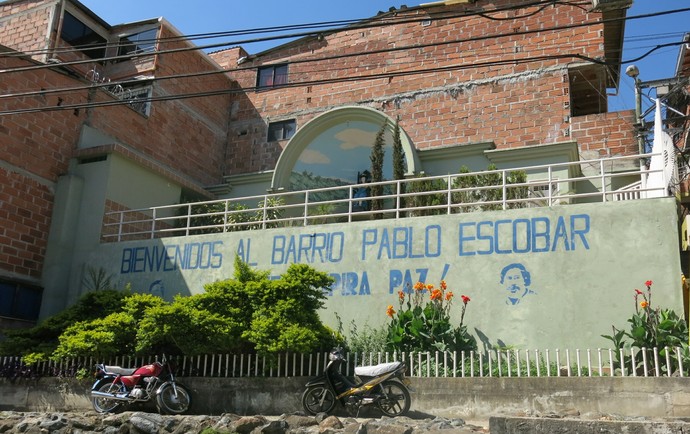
625;64;646;190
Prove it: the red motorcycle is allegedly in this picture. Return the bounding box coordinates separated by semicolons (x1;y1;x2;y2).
90;356;191;414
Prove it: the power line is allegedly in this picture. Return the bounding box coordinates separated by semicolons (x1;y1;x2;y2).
7;0;672;76
1;0;586;61
3;5;687;102
0;50;670;117
0;6;687;115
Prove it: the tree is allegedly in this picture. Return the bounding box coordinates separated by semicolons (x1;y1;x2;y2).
392;117;406;213
370;122;386;217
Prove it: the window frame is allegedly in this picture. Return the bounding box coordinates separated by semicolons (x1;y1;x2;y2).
267;119;296;142
256;64;289;89
60;10;108;59
0;279;42;321
117;27;159;57
527;179;561;207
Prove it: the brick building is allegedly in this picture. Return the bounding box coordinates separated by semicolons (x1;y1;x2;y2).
0;0;647;327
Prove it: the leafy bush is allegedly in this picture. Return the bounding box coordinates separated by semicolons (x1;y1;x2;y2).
45;256;340;358
452;164;527;212
0;289;129;358
405;174;448;217
385;281;476;353
242;263;340;354
602;280;689;375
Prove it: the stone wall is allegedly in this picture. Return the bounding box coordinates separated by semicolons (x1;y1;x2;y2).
3;376;690;420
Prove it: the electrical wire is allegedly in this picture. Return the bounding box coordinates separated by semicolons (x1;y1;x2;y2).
0;5;688;115
0;51;666;117
3;4;687;101
4;2;687;77
2;0;575;60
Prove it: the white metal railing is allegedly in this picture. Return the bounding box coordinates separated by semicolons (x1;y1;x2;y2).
101;153;665;242
2;347;686;378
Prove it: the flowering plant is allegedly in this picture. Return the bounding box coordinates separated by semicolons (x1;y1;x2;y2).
385;280;476;353
603;279;688;375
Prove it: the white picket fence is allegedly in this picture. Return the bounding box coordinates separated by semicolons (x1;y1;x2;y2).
2;347;687;379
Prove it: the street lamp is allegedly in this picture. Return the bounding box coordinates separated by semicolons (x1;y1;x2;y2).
626;64;647;187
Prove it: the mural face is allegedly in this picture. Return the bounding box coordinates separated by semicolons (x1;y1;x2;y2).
289;120;394;190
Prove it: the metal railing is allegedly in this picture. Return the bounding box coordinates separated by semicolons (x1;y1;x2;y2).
2;346;686;379
102;153;664;242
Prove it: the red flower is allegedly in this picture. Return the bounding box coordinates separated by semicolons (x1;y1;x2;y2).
635;289;643;295
645;280;653;287
461;295;470;305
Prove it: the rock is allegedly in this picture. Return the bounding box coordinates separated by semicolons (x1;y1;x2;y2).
231;415;269;433
1;410;493;434
319;415;343;430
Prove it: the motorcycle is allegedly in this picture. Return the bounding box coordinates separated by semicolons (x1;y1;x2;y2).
90;356;191;415
301;347;411;417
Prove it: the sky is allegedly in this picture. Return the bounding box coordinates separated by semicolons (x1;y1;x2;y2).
80;0;689;116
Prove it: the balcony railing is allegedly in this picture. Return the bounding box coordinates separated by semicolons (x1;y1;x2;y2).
102;153;666;242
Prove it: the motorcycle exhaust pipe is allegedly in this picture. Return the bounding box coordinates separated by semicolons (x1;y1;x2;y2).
91;391;133;402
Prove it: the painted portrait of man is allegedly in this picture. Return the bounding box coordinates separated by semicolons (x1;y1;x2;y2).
500;263;536;305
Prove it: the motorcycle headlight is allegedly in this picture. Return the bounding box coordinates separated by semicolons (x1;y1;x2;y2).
329;348;344;361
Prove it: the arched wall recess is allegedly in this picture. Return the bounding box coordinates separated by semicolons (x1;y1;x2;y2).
270;106;419;190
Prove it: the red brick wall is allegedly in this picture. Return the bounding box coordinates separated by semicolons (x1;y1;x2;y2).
214;1;612;174
0;0;55;62
0;167;52;279
84;25;233;187
0;54;87;281
571;110;638;158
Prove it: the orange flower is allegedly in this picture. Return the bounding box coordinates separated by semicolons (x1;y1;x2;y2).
426;283;434;291
398;290;405;301
386;305;396;317
445;291;454;301
640;300;649;309
413;282;425;292
440;280;447;290
430;289;442;301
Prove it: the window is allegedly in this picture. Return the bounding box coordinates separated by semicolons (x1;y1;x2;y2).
268;120;296;141
257;64;288;88
0;280;42;321
527;180;560;207
117;28;159;57
106;83;153;116
60;11;107;59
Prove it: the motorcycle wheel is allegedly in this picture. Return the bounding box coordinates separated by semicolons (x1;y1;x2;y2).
156;383;191;415
376;381;411;417
92;382;125;414
301;385;336;415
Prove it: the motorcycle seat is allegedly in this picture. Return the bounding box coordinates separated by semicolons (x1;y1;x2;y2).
103;365;138;376
355;361;402;377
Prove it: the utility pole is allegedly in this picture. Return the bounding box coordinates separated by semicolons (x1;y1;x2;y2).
625;64;647;192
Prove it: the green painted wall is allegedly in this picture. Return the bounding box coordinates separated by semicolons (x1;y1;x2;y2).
84;198;683;350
